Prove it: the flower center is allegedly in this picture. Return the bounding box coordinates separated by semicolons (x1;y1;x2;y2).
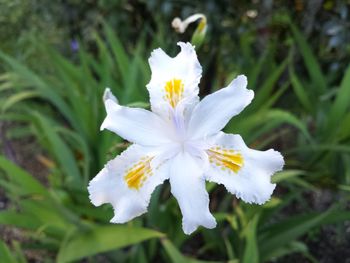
207;146;243;173
124;157;153;190
164;78;184;108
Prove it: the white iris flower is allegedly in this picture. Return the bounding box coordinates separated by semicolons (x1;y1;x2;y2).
88;42;284;234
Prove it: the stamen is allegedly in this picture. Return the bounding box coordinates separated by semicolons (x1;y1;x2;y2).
164;79;184;108
124;157;153;190
207;147;243;173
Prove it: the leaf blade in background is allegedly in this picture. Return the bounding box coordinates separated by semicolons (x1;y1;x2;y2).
0;240;17;263
242;215;259;263
57;225;164;263
0;155;47;195
290;22;327;94
248;58;288;112
326;64;350;135
161;238;219;263
289;65;313;112
259;208;349;261
0;51;76;127
30;112;82;186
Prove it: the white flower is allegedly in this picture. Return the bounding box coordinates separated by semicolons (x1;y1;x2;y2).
171;13;206;34
88;42;284;235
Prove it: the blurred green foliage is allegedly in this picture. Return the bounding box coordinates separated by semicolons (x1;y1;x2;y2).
0;1;350;262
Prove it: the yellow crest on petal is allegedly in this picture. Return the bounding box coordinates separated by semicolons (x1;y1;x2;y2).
124;157;153;190
164;78;184;108
207;147;243;173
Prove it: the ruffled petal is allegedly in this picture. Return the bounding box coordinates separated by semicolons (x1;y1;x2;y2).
101;97;172;146
169;152;216;235
204;132;284;204
147;42;202;119
88;144;169;223
188;75;254;140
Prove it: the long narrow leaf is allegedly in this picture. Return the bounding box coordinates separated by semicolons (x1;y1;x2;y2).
0;240;17;263
290;22;327;93
326;64;350;135
57;225;163;263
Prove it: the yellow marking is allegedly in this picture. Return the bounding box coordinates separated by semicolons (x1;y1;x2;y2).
164;79;184;108
124;157;153;190
207;147;243;173
197;17;207;32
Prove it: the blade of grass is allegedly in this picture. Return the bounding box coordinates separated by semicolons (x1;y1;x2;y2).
289;65;313;112
289;22;327;93
259;207;346;261
248;58;288;112
57;225;164;263
242;215;259;263
0;51;76;127
1;91;40;112
30;112;82;186
0;155;48;195
0;240;17;263
326;64;350;135
104;23;129;83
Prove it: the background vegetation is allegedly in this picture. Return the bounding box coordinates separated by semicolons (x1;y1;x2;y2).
0;0;349;262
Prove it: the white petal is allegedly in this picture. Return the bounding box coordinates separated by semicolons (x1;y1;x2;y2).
103;87;118;104
101;98;172;146
205;132;284;204
147;42;201;118
169;152;216;235
188;75;254;140
88;144;169;223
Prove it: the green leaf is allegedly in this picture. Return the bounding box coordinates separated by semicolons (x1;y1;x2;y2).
327;64;350;135
161;238;188;263
232;109;312;143
0;156;47;195
266;241;313;261
338;112;350;141
57;225;164;263
242;215;259;263
248;59;288;112
30;112;82;186
104;23;129;82
0;240;17;263
259;208;348;261
247;50;269;90
19;199;69;230
161;238;218;263
263;109;312;141
289;65;313;112
290;22;327;93
0;211;41;230
272;170;306;183
1;91;40;112
0;51;75;127
10;241;27;263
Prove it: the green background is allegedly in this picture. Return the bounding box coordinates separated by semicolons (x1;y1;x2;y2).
0;0;349;262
